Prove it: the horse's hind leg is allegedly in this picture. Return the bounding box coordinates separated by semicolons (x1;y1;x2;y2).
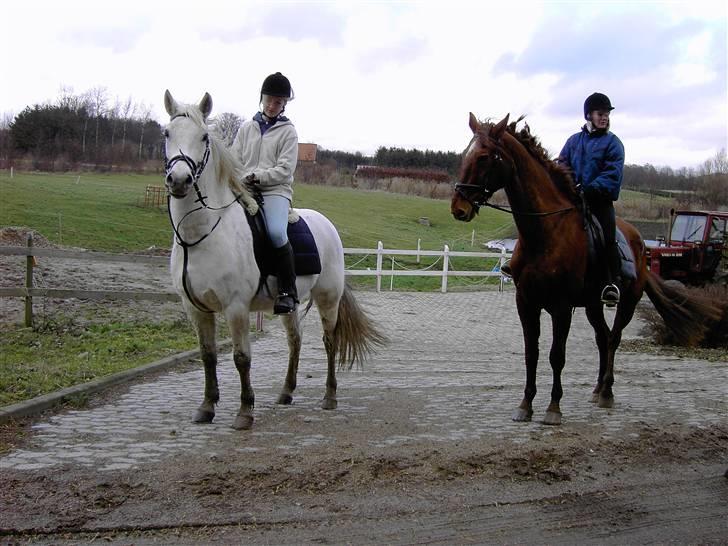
317;297;340;410
191;310;218;424
585;304;610;404
226;309;254;430
543;308;573;425
277;311;302;405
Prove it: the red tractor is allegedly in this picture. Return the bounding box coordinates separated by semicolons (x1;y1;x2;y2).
646;209;728;285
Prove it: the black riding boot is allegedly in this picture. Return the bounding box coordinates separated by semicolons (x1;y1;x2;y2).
273;242;298;315
601;242;621;307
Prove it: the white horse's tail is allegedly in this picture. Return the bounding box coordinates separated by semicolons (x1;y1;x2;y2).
328;284;388;370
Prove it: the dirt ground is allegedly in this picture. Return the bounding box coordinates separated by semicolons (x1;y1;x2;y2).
1;227;727;545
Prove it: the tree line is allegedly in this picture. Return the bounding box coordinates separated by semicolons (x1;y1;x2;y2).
1;87;725;207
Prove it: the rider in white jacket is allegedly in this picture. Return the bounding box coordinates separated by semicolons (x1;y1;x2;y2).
232;72;299;314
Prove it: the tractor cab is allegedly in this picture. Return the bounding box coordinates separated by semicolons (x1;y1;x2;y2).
647;210;728;284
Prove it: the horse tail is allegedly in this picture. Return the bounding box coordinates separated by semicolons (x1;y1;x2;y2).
332;284;388;370
643;270;722;346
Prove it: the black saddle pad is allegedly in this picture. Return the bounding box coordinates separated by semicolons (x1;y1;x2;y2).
245;209;322;277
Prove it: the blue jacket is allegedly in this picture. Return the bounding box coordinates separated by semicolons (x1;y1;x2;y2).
558;126;624;201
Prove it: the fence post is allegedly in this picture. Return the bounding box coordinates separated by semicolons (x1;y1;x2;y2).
10;166;13;178
471;229;475;247
441;244;449;293
376;241;383;292
255;311;264;332
499;247;506;292
25;234;34;327
416;238;421;264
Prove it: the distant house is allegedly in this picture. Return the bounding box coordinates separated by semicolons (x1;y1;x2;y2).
298;143;317;163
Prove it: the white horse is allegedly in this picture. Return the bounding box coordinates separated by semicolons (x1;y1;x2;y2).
163;90;386;430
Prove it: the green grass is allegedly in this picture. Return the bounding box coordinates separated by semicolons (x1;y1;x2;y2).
0;171;515;252
0;317;200;407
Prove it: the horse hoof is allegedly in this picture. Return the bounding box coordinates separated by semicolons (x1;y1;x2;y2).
277;393;293;405
232;414;254;430
512;408;533;422
589;393;600;404
321;397;337;410
193;409;215;423
598;396;614;409
542;411;562;426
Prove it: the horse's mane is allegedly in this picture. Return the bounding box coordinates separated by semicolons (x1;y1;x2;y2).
173;103;248;196
480;116;578;202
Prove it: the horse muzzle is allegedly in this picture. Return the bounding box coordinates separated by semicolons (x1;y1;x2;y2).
165;171;193;198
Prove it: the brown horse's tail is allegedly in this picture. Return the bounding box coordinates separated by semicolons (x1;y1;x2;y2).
643;270;722;346
333;284;388;370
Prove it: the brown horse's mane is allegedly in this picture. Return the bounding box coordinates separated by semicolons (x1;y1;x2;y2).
479;116;579;202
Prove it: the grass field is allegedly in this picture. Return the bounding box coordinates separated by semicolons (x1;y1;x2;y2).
0;171;517;291
0;171;515;252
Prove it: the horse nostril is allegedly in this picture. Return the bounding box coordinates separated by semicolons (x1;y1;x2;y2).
185;174;193;186
165;173;174;186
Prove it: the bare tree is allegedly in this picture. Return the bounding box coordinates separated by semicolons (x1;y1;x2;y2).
0;111;14;130
697;149;728;209
210;112;244;146
120;96;135;156
137;102;152;160
86;86;109;155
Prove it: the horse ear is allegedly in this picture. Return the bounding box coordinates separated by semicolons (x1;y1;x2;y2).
491;113;510;140
199;92;213;120
468;112;480;134
164;90;177;117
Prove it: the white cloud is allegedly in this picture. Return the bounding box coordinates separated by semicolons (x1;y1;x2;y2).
0;0;725;169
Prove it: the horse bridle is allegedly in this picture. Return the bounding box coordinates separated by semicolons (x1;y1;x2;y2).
453;146;575;218
163;113;248;313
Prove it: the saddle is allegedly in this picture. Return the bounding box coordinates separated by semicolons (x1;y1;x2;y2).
243;206;322;279
584;212;636;282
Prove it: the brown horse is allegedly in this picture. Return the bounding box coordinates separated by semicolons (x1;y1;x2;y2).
451;113;721;425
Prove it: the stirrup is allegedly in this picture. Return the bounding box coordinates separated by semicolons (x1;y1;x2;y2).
601;284;620;307
273;293;297;315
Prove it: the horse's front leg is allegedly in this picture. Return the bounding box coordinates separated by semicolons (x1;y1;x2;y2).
226;309;254;430
513;295;540;422
191;310;218;424
277;311;302;405
543;308;573;425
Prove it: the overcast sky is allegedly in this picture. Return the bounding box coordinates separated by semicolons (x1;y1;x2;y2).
2;0;726;169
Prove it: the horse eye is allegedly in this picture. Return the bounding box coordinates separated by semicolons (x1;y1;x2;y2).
163;129;169;138
202;133;209;143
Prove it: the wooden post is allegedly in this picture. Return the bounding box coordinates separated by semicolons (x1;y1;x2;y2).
375;241;383;292
441;244;450;293
416;238;421;264
25;234;34;327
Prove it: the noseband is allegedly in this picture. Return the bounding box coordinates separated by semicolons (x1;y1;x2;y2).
454;183;494;214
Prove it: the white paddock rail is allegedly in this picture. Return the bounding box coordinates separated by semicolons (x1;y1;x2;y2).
343;241;511;293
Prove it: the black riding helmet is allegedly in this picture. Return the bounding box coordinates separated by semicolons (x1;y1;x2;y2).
583;92;614;119
261;72;294;100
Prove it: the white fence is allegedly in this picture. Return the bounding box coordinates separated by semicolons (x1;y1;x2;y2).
0;237;511;326
344;241;511;292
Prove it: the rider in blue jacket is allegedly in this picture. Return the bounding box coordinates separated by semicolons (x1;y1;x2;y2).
558;92;625;307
